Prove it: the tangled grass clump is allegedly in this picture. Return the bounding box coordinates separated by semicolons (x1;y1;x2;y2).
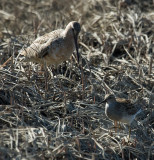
0;0;153;159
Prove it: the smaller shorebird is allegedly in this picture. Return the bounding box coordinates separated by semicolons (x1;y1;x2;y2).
102;94;141;138
20;21;81;67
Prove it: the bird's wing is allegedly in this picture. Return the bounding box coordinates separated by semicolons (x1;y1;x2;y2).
33;29;63;44
20;29;63;58
116;98;138;115
116;98;131;104
38;34;64;58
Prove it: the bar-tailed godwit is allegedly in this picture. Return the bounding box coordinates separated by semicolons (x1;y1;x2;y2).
20;21;81;67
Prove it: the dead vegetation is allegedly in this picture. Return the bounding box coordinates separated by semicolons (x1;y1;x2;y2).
0;0;154;159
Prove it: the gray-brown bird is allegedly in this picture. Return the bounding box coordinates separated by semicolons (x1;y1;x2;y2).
102;94;141;138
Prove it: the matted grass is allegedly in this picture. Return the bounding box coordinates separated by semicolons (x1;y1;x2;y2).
0;0;153;159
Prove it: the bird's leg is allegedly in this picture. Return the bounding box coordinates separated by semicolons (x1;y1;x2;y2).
128;126;131;139
50;65;64;91
44;62;48;97
40;64;44;74
78;60;85;100
114;121;117;133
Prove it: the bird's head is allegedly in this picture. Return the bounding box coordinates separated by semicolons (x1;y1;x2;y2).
65;21;81;63
103;94;116;103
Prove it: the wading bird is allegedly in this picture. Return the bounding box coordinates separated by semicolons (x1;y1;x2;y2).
20;21;81;67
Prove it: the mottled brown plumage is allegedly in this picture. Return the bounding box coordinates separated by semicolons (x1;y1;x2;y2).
20;21;81;67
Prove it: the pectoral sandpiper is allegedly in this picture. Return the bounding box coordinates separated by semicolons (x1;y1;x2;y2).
102;94;141;138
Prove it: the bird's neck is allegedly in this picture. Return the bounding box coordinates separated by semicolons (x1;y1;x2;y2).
63;28;73;38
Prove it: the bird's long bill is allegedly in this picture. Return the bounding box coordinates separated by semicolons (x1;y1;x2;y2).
73;32;80;63
98;99;106;105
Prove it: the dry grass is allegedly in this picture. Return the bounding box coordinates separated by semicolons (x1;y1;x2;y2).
0;0;154;159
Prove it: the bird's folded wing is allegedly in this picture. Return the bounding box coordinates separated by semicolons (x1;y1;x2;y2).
116;98;138;115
